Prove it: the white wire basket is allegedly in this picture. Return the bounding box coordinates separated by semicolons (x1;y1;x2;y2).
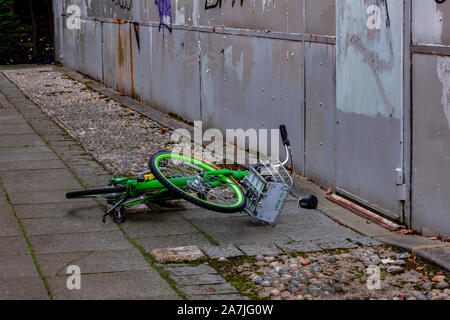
243;160;293;226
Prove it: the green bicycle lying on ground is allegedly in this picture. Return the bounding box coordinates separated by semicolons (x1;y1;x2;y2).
66;126;294;226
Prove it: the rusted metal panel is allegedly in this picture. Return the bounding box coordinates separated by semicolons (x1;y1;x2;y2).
53;0;64;63
199;32;304;170
102;22;126;93
305;42;336;189
200;0;290;33
412;0;450;46
336;0;404;220
305;0;336;36
150;28;201;122
411;54;450;238
78;20;103;81
101;0;138;21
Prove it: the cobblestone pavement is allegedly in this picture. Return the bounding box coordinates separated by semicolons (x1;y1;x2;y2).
1;65;448;300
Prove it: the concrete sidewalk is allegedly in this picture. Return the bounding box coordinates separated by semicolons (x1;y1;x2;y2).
0;74;181;300
57;64;450;273
1;66;448;301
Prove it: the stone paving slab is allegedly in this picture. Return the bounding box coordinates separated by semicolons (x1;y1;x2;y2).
213;229;291;246
151;246;206;263
279;224;362;243
0;276;48;300
7;188;86;205
0;146;59;162
375;235;442;250
189;216;275;233
414;247;450;273
179;208;248;220
0;123;34;134
0;193;22;236
34;252;86;277
275;241;322;253
36;249;152;277
316;239;359;250
0;254;40;279
0;159;66;171
121;220;200;238
0;236;29;255
47;270;178;300
0;216;22;236
13;201;101;219
136;234;212;252
27;124;66;135
69;164;110;178
0;134;45;148
20;216;117;236
198;243;244;259
126;210;184;223
0;114;26;125
28;231;134;254
238;244;283;257
40;134;73;142
171;274;226;286
181;283;238;296
0;169;81;191
276;202;340;226
164;264;218;276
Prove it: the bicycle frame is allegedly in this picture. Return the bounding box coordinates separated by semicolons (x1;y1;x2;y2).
108;169;249;208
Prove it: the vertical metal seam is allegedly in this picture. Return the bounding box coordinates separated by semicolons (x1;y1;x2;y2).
302;0;307;175
198;31;203;124
101;21;105;84
404;0;413;227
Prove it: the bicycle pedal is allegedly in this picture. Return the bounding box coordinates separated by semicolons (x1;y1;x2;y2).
113;208;126;224
114;216;126;224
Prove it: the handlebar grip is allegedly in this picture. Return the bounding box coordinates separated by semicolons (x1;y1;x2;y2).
280;125;290;146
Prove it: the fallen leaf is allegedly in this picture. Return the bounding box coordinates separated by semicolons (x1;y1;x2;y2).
397;229;414;235
298;258;310;266
204;287;216;293
416;267;424;271
294;291;301;296
432;275;446;282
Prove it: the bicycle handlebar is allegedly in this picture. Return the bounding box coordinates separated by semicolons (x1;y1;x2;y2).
280;125;290;147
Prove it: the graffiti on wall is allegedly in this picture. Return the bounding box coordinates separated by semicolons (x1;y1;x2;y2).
111;0;133;11
205;0;244;10
155;0;172;32
366;0;390;30
342;0;395;116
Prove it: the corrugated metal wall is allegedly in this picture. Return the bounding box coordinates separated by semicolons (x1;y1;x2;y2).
53;0;450;237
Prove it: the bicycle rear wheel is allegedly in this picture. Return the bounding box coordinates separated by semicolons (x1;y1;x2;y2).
66;186;127;199
149;151;246;213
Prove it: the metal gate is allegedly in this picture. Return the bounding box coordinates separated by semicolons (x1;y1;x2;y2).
411;0;450;237
336;0;405;221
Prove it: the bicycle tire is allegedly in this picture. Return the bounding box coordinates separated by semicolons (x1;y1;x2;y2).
66;186;127;199
149;151;246;213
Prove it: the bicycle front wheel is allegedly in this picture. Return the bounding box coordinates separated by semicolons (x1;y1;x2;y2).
148;151;246;213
